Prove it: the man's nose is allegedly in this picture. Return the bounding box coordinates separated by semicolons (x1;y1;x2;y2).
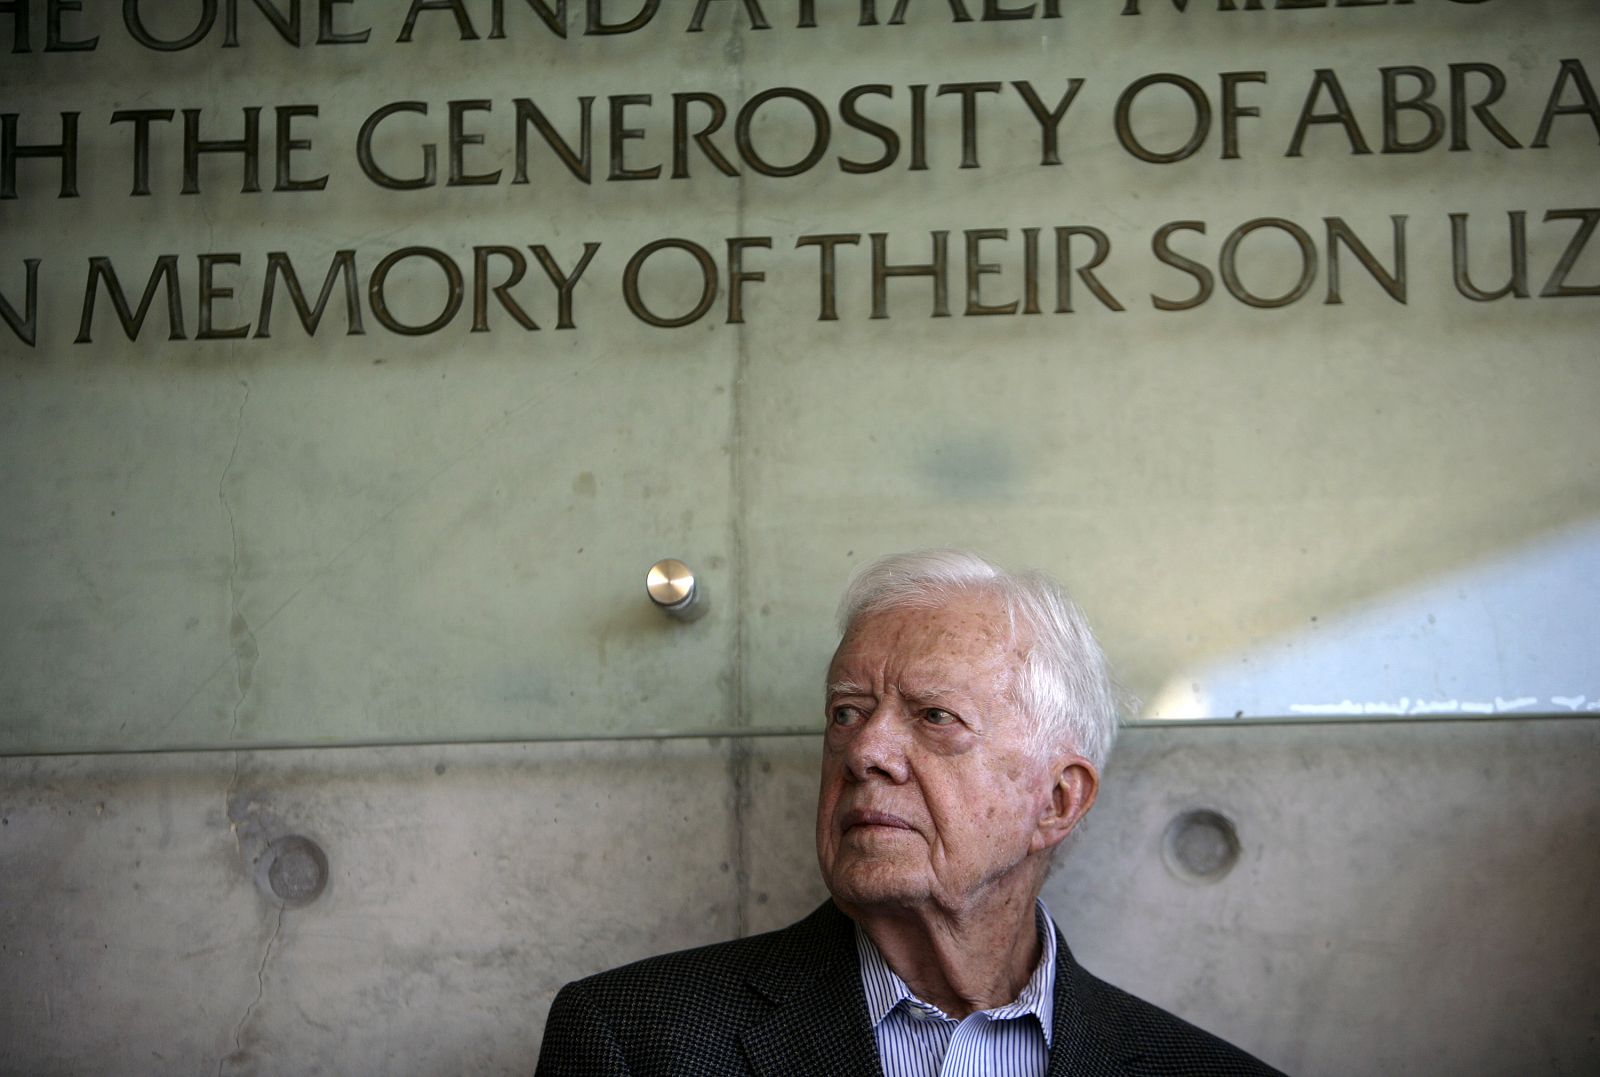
843;707;910;783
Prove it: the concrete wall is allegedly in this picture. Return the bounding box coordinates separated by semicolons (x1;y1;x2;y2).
4;716;1597;1076
4;7;1597;1075
5;3;1598;757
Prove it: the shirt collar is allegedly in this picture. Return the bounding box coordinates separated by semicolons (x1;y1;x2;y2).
853;900;1058;1046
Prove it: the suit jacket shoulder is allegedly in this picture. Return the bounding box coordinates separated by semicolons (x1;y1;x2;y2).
535;902;883;1076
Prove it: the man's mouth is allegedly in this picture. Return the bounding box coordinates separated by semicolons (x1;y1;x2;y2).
841;808;914;832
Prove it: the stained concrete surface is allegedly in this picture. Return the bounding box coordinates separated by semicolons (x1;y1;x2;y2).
1;739;741;1076
4;719;1598;1075
1042;718;1600;1076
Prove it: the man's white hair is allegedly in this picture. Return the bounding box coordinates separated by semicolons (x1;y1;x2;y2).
835;549;1119;770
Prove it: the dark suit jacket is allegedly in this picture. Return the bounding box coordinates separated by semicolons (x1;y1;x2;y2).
536;901;1286;1076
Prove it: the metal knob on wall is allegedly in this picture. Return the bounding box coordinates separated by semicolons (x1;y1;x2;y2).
646;559;708;621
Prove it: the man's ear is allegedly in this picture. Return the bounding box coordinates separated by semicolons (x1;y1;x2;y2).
1031;757;1099;855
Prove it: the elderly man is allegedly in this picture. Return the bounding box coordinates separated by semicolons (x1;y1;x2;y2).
537;550;1282;1076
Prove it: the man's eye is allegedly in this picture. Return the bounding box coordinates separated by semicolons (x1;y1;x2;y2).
923;708;957;726
831;705;863;725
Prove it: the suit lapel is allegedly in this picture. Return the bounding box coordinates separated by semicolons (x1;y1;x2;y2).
1048;928;1134;1077
736;903;885;1077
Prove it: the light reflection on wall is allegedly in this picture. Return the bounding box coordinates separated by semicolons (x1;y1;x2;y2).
1145;519;1600;720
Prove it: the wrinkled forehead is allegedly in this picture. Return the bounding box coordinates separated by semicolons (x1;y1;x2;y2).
828;591;1025;687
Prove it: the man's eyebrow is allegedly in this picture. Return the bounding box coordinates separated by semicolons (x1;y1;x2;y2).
899;681;969;705
826;679;868;697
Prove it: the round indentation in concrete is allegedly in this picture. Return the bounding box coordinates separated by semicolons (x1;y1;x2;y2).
264;834;328;907
1162;809;1241;883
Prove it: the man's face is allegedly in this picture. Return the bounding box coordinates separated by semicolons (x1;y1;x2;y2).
815;592;1065;917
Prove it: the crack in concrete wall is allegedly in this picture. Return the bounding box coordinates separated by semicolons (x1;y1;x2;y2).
218;904;284;1077
220;378;257;739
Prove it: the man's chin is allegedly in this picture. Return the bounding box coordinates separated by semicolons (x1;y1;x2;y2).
824;863;929;910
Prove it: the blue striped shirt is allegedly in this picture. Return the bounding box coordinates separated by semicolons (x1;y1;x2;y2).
854;902;1057;1077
